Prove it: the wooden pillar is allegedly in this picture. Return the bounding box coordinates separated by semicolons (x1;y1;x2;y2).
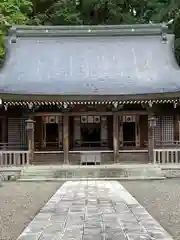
1;117;7;148
58;116;63;149
25;119;35;165
74;116;81;148
63;114;69;164
148;115;155;163
135;115;140;147
113;114;119;162
101;116;108;147
119;116;123;148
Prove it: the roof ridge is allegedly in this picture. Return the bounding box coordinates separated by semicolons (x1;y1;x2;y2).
9;23;168;38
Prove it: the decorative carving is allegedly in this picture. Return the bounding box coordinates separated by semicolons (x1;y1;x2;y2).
113;101;118;109
173;100;180;109
122;115;136;122
43;115;59;124
28;102;34;110
80;115;100;124
111;103;124;112
4;104;8;111
173;102;178;108
94;116;100;123
63;102;68;109
81;116;87;123
148;101;153;108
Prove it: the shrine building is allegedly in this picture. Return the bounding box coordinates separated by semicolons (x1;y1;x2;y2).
0;24;180;165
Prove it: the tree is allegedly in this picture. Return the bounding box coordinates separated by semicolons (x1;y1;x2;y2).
46;0;82;25
174;10;180;66
174;11;180;39
0;0;33;64
174;38;180;66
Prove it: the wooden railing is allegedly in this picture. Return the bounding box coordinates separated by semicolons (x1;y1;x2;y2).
119;140;148;149
155;141;180;148
35;141;63;151
0;151;29;166
74;140;108;147
0;142;28;150
153;149;180;164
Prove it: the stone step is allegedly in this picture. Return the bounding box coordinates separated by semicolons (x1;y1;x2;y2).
20;165;165;180
18;176;166;182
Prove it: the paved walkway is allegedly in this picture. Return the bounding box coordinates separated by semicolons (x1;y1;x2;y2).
17;181;173;240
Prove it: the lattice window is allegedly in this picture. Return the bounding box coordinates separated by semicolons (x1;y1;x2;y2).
161;116;174;143
8;118;28;150
153;116;161;144
20;118;28;150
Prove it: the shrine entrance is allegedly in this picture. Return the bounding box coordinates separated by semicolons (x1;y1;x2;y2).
45;123;58;148
80;116;101;147
123;122;136;147
43;116;59;149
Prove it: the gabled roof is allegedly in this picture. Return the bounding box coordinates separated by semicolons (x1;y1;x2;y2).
0;24;180;96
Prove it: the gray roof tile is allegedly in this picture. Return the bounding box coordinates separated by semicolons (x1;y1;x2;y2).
0;25;180;95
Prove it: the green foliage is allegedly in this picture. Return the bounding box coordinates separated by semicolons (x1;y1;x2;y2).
47;0;82;25
174;12;180;39
174;38;180;66
0;0;33;62
174;10;180;67
0;30;5;65
0;26;5;64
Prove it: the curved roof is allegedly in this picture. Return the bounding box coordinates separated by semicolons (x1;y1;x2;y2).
0;24;180;96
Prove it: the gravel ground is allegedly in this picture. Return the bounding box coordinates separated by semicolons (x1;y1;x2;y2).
0;182;62;240
122;179;180;240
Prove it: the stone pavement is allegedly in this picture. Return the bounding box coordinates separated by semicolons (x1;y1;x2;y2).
17;181;173;240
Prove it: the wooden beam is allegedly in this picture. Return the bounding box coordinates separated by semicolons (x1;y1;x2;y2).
26;112;114;117
0;91;180;101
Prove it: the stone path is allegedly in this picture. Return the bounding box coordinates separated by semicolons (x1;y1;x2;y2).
17;181;173;240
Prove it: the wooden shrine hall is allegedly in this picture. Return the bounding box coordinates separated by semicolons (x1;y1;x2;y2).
0;24;180;165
